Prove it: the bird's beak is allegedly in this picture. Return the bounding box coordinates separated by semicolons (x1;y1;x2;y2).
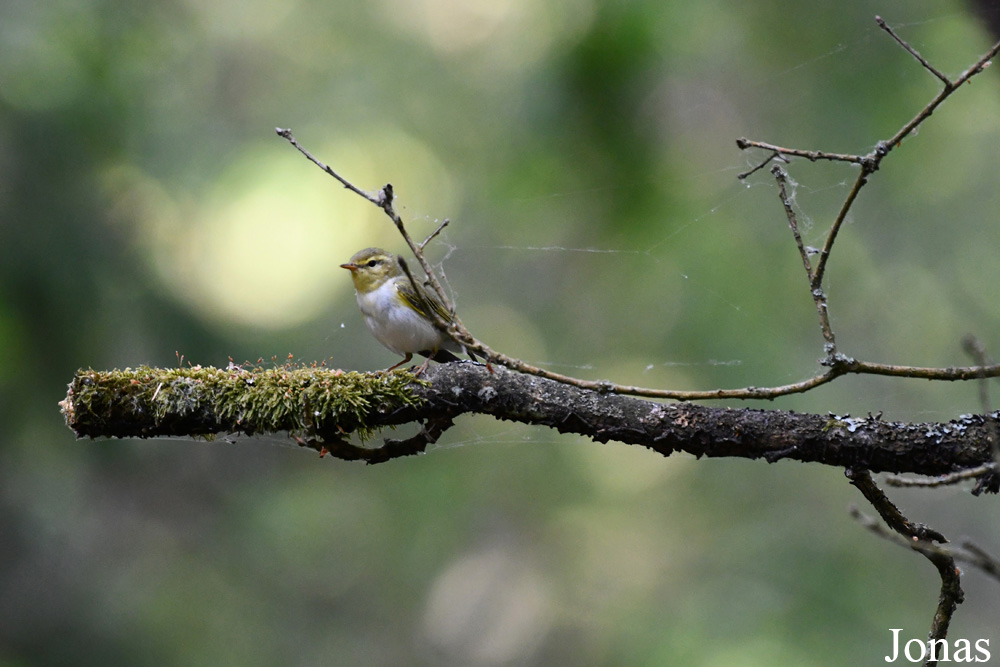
340;263;358;272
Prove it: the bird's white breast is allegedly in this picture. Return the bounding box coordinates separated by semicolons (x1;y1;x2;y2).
355;279;450;356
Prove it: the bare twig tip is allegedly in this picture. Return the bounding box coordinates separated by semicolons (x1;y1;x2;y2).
419;218;451;250
875;15;951;85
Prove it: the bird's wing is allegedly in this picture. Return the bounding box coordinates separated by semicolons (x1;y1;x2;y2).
394;278;455;324
395;277;481;363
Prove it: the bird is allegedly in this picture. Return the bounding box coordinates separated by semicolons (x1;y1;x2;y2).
340;247;479;373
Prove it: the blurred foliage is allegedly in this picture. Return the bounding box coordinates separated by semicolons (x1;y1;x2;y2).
2;0;999;665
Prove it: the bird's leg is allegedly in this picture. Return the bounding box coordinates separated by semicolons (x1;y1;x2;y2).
385;353;413;372
413;354;433;376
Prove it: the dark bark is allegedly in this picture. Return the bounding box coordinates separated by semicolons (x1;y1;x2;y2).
62;363;994;474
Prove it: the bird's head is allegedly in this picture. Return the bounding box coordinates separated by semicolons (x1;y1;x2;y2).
340;247;401;293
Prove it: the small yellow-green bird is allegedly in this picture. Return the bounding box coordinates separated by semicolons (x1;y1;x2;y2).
340;247;479;372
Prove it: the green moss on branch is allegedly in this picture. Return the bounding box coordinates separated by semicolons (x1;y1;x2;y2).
61;364;425;443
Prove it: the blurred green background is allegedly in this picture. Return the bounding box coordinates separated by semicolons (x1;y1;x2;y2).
3;1;999;664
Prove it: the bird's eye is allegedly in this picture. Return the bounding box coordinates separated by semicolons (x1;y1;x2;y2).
367;259;379;267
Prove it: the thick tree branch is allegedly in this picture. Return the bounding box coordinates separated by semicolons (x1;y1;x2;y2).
62;364;996;475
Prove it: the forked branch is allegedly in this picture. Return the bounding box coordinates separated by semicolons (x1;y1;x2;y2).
278;17;1000;404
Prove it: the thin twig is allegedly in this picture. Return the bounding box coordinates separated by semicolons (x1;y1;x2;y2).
958;540;1000;580
737;151;785;180
735;138;866;164
850;506;998;584
771;165;838;352
811;166;871;293
274;128;380;204
847;469;946;541
419;218;450;250
847;470;963;663
851;508;1000;582
882;35;1000;155
839;360;1000;381
771;166;812;276
961;334;994;415
372;182;455;311
884;462;998;489
875;16;951;85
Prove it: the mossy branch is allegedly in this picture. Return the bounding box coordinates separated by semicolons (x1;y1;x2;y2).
62;363;996;475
